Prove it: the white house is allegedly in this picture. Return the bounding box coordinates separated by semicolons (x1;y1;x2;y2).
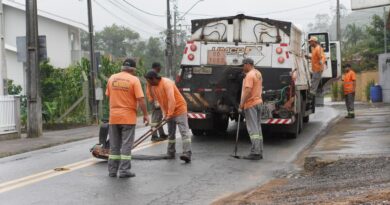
2;0;88;94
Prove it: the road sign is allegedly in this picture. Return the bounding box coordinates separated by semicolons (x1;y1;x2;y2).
16;35;47;63
351;0;390;10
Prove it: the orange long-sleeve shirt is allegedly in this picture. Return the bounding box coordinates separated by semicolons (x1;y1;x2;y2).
311;44;326;73
149;77;187;118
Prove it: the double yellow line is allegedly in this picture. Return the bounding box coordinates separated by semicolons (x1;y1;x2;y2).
0;140;166;194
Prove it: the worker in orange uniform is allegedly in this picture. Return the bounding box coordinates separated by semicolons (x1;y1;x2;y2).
144;70;192;163
342;64;356;118
105;59;149;178
146;62;168;142
308;36;326;96
239;58;263;160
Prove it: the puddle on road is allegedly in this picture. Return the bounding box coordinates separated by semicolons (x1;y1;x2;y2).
312;111;390;156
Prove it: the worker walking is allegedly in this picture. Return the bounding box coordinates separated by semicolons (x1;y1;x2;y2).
105;59;149;178
144;70;192;163
308;36;326;96
239;58;264;160
342;64;356;118
146;62;168;142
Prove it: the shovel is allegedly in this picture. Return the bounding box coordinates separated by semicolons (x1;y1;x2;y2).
231;113;242;159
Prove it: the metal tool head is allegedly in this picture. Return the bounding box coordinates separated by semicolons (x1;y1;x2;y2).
230;154;241;159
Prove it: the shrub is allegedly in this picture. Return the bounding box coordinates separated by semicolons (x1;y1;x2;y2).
331;82;339;101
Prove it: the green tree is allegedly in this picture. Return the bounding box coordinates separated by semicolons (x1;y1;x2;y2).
307;14;331;32
343;23;364;47
366;14;390;53
95;24;140;58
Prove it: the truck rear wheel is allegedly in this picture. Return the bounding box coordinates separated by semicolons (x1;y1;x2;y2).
299;98;305;133
214;114;229;133
192;129;205;136
287;114;300;139
303;115;309;123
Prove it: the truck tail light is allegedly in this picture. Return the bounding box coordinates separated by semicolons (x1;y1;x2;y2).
190;44;197;52
184;47;188;54
188;54;195;61
278;57;285;64
276;47;283;54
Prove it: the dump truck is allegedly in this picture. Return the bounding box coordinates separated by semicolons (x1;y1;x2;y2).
176;14;340;138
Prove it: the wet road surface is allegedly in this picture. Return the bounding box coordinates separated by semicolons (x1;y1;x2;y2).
0;107;338;205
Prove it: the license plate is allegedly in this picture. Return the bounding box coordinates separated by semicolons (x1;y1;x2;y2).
193;67;212;74
207;50;226;65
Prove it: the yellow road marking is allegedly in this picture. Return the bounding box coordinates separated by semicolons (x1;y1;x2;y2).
0;140;167;194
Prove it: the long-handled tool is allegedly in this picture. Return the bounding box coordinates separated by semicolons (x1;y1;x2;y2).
132;119;167;149
231;113;242;159
91;120;168;160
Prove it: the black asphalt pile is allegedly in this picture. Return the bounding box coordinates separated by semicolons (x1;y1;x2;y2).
213;157;390;205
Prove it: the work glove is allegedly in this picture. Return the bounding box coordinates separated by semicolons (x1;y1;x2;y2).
143;115;150;126
154;101;160;109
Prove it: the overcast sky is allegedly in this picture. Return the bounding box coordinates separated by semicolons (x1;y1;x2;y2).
14;0;353;38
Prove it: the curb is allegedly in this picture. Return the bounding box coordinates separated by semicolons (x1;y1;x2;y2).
293;109;343;167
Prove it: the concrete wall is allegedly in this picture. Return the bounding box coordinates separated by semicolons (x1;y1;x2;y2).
379;54;390;103
5;50;24;90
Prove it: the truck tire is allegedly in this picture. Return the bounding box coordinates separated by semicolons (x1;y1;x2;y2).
299;97;305;133
303;115;309;123
288;114;300;139
191;129;205;136
214;114;229;133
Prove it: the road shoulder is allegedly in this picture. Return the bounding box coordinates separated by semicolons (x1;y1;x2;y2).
212;103;390;205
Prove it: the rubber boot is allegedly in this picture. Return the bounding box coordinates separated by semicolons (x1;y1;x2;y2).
180;151;191;163
159;134;168;140
151;135;160;142
119;172;136;178
243;154;263;160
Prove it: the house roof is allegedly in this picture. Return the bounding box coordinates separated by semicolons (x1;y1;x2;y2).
3;0;88;32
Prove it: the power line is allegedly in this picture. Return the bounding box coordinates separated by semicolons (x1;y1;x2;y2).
9;0;88;29
252;0;331;16
107;0;164;30
121;0;165;17
93;0;157;35
177;0;331;19
177;11;216;17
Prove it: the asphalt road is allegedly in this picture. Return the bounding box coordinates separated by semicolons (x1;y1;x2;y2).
0;107;339;205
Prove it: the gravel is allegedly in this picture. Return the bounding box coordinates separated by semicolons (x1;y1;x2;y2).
213;157;390;205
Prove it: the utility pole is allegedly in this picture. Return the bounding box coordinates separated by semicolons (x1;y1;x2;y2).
166;0;173;79
26;0;42;138
172;2;178;79
336;0;341;42
384;7;387;53
87;0;98;123
0;0;6;95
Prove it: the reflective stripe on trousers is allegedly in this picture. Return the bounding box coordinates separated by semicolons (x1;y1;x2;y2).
108;124;135;175
244;104;264;155
167;113;192;154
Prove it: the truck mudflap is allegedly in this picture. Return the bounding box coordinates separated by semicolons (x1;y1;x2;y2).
261;116;295;124
187;112;213;130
